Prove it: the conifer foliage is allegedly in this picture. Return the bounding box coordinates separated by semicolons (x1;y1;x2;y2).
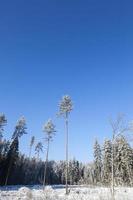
59;95;73;194
93;139;102;184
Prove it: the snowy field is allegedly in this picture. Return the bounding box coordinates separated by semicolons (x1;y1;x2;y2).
0;185;133;200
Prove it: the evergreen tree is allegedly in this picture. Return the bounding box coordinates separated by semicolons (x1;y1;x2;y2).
42;119;56;188
5;137;19;185
103;139;112;185
83;163;95;185
12;117;27;140
5;116;27;185
0;139;10;185
59;95;73;194
93;139;102;184
115;135;133;186
0;114;7;140
68;159;79;185
110;115;132;199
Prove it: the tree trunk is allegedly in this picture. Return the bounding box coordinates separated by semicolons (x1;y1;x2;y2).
65;114;69;195
43;139;49;189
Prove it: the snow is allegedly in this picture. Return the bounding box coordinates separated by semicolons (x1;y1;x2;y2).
0;185;133;200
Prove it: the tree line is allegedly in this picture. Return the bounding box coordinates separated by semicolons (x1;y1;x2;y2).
0;95;73;194
0;97;133;193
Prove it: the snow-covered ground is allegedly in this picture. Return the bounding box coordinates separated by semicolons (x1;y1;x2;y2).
0;185;133;200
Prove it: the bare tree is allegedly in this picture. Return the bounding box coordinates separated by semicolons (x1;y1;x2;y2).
42;119;56;189
59;95;73;195
110;114;131;200
29;136;35;159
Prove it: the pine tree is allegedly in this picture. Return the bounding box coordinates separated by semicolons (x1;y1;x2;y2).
42;119;56;188
59;95;73;194
12;116;27;140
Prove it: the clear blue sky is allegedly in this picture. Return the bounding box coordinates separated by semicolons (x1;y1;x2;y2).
0;0;133;162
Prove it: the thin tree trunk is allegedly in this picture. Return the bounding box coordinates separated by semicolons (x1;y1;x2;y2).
65;114;69;195
43;139;49;189
112;134;115;200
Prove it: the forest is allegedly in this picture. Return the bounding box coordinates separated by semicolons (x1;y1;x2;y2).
0;96;133;188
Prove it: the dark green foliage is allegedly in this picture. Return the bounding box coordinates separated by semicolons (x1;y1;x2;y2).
5;138;19;185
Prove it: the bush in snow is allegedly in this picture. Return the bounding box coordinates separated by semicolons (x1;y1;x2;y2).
18;187;32;199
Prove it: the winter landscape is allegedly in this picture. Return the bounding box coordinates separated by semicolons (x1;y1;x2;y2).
0;0;133;200
1;185;133;200
1;97;133;200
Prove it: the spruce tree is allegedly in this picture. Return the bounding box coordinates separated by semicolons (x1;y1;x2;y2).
93;139;102;184
115;135;133;186
103;139;112;185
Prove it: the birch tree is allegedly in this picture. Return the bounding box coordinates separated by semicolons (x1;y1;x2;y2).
58;95;73;194
42;119;56;189
110;114;131;199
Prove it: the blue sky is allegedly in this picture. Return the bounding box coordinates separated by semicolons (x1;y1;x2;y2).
0;0;133;162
